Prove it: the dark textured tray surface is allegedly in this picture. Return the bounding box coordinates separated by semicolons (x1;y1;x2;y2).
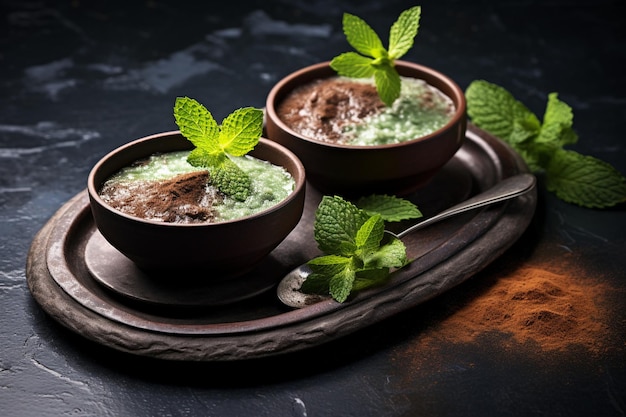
26;125;537;361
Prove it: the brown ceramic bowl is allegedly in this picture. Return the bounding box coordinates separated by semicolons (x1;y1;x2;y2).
265;60;467;196
87;131;306;277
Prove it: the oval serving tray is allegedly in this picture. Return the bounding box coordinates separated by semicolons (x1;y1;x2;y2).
26;125;537;361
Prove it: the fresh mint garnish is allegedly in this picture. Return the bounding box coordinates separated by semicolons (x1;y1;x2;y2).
466;80;626;208
174;97;263;201
356;194;423;222
301;195;418;303
330;5;421;106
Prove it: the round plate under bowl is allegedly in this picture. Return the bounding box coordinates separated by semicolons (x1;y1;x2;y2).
84;230;282;308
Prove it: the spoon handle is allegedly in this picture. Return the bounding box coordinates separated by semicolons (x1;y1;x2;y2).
394;173;536;239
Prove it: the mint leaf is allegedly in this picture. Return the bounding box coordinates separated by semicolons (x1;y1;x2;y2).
536;93;578;147
186;147;222;169
218;107;263;156
174;97;221;154
364;238;407;269
314;195;370;255
374;65;401;107
303;254;357;303
329;267;356;303
331;6;421;107
298;273;330;294
465;80;540;142
356;194;422;221
330;52;377;78
515;143;551;173
301;255;350;294
509;116;541;145
388;6;421;59
355;214;385;258
308;254;352;271
342;12;385;58
546;149;626;208
466;81;626;208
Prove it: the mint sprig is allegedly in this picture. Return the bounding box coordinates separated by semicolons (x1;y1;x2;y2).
330;6;421;106
173;97;263;201
301;195;421;303
466;80;626;208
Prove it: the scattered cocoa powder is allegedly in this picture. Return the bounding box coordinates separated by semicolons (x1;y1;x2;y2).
99;171;221;223
384;258;623;392
393;259;618;373
435;266;609;353
277;77;385;143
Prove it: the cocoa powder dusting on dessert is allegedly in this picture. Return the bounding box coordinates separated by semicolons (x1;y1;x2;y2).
100;171;221;223
277;77;385;143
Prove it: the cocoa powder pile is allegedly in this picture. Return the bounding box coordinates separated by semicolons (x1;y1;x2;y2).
396;261;614;365
99;171;221;223
437;266;608;353
277;77;385;143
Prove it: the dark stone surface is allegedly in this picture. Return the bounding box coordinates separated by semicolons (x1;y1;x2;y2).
1;1;625;416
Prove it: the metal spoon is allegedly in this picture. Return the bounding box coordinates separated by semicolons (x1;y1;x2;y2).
276;173;537;308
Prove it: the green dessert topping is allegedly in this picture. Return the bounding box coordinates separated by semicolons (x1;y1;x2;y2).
330;5;421;106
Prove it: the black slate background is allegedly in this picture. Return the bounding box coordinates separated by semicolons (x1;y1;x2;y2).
1;1;624;416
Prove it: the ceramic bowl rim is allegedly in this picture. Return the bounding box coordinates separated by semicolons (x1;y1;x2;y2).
87;130;307;228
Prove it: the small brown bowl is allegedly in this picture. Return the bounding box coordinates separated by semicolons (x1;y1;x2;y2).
87;131;306;277
265;60;467;196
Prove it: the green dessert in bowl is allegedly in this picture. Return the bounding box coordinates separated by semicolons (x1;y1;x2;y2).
265;6;466;196
98;149;295;224
277;75;456;147
88;99;306;277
